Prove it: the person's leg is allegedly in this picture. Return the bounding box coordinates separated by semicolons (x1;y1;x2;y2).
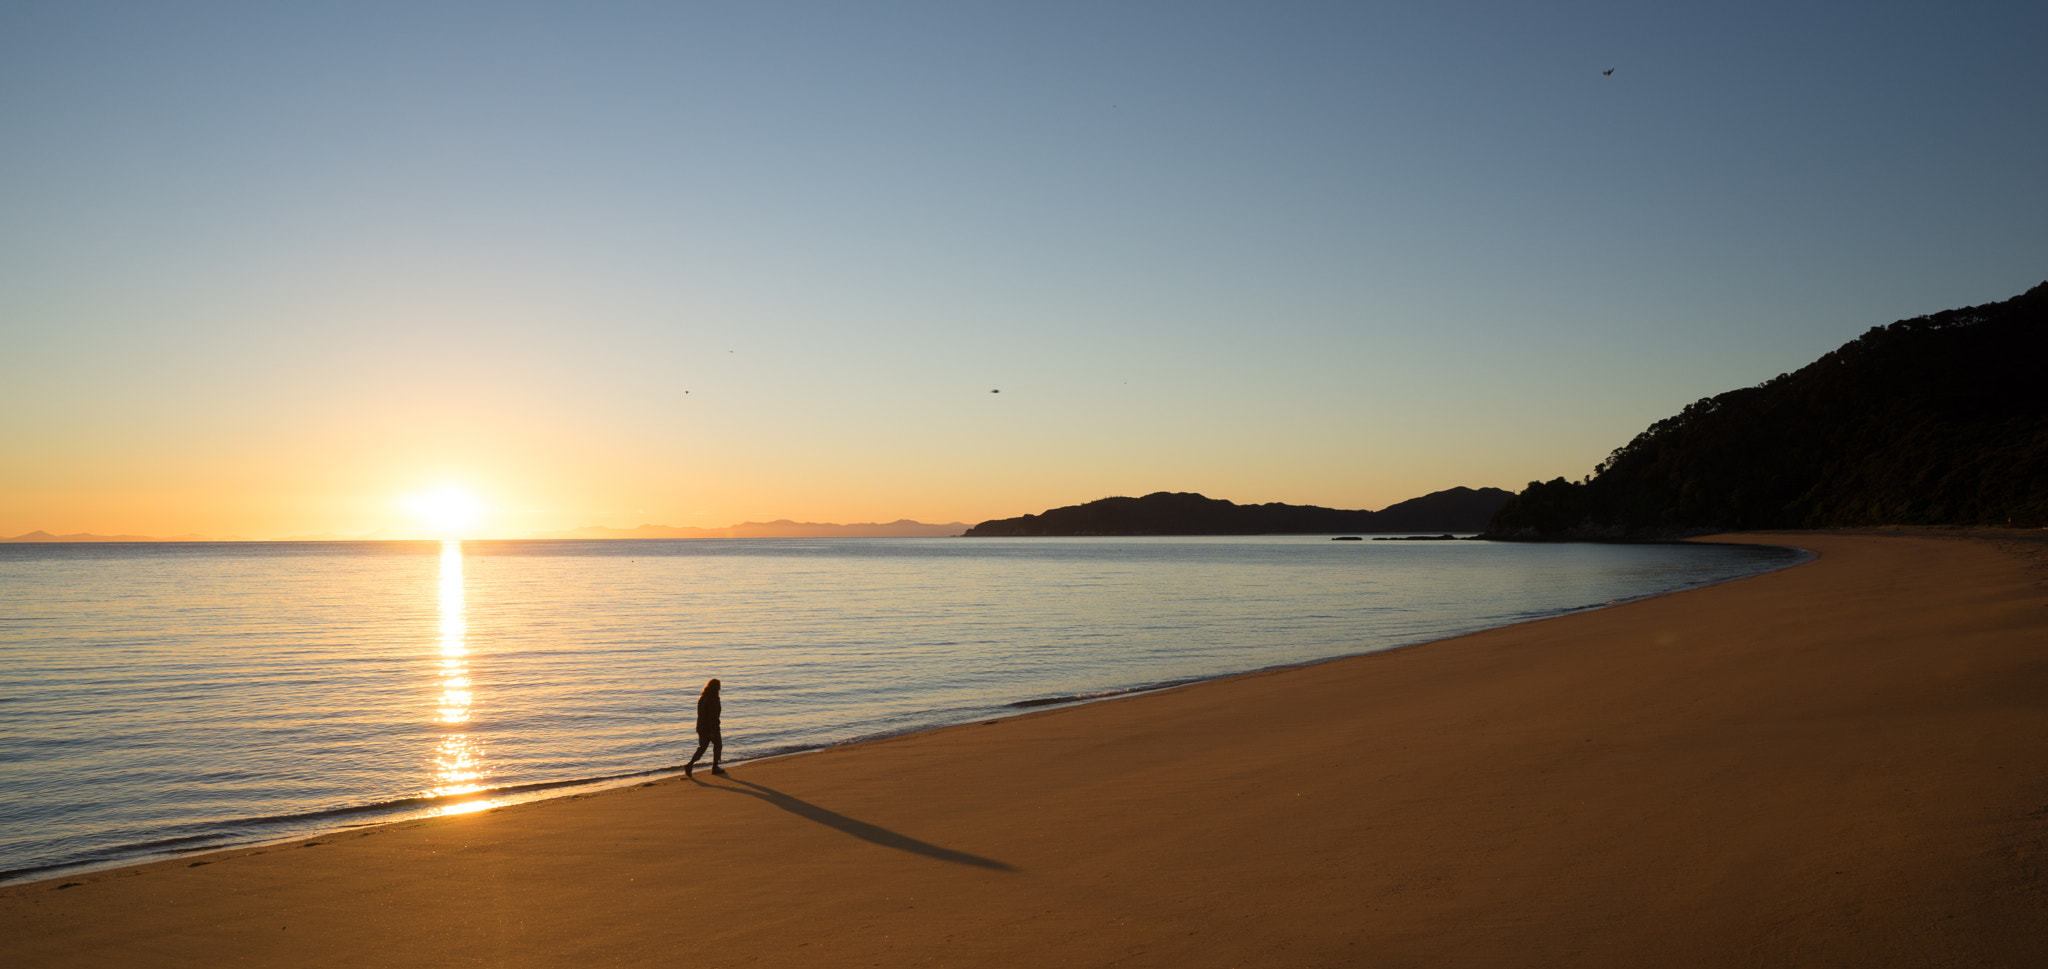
685;737;710;776
710;734;725;774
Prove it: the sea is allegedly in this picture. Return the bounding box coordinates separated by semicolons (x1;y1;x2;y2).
0;535;1802;885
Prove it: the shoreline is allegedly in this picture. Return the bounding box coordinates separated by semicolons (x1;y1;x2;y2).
2;539;1807;889
10;531;2044;966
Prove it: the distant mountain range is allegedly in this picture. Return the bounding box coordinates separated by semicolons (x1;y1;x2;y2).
3;520;969;542
1;530;218;543
1485;280;2048;538
276;530;400;542
962;487;1514;537
528;519;969;540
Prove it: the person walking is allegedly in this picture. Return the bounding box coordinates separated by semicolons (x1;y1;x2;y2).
684;678;725;777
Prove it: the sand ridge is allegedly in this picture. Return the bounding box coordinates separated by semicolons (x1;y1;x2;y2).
5;532;2045;967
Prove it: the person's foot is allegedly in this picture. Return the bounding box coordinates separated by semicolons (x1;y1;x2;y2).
711;767;728;776
684;764;693;778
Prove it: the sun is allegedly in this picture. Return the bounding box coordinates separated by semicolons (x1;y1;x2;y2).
401;486;486;537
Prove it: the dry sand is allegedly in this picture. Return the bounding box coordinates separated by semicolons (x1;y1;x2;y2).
6;532;2045;967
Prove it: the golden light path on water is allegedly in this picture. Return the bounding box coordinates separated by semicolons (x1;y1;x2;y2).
430;540;495;816
0;537;1805;883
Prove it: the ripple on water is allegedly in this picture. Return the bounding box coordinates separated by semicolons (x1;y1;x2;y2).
0;536;1801;882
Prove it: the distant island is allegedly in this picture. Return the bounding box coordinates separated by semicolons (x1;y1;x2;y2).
962;487;1513;537
0;530;220;543
1485;280;2048;539
2;520;968;543
529;519;968;540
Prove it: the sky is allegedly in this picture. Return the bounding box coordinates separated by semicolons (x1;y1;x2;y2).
3;1;2044;539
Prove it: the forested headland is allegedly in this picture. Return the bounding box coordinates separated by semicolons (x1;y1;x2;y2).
1486;282;2048;539
964;487;1512;537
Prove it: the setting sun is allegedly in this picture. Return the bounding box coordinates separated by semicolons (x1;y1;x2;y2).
401;486;486;537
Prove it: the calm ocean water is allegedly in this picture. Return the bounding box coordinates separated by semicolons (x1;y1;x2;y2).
0;536;1800;884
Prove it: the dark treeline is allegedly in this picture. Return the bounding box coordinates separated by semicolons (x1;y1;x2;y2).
964;487;1512;537
1487;281;2048;538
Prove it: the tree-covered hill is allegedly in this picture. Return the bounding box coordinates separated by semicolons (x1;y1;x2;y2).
964;487;1512;537
1486;281;2048;538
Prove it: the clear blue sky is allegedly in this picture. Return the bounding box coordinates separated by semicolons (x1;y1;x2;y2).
3;2;2044;537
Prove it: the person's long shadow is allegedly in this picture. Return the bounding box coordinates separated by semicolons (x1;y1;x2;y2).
694;774;1016;872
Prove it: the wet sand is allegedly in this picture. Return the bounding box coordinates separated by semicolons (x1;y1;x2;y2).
6;532;2045;967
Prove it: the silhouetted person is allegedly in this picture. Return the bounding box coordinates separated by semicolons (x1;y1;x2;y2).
684;678;724;777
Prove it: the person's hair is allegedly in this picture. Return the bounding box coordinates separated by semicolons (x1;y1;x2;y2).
703;678;721;695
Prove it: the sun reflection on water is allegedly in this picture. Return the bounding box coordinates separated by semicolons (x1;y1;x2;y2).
428;540;496;814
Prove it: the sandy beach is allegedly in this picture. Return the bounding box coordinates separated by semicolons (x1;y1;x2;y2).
6;532;2045;967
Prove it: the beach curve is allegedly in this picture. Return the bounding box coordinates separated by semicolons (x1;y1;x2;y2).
5;531;2044;967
